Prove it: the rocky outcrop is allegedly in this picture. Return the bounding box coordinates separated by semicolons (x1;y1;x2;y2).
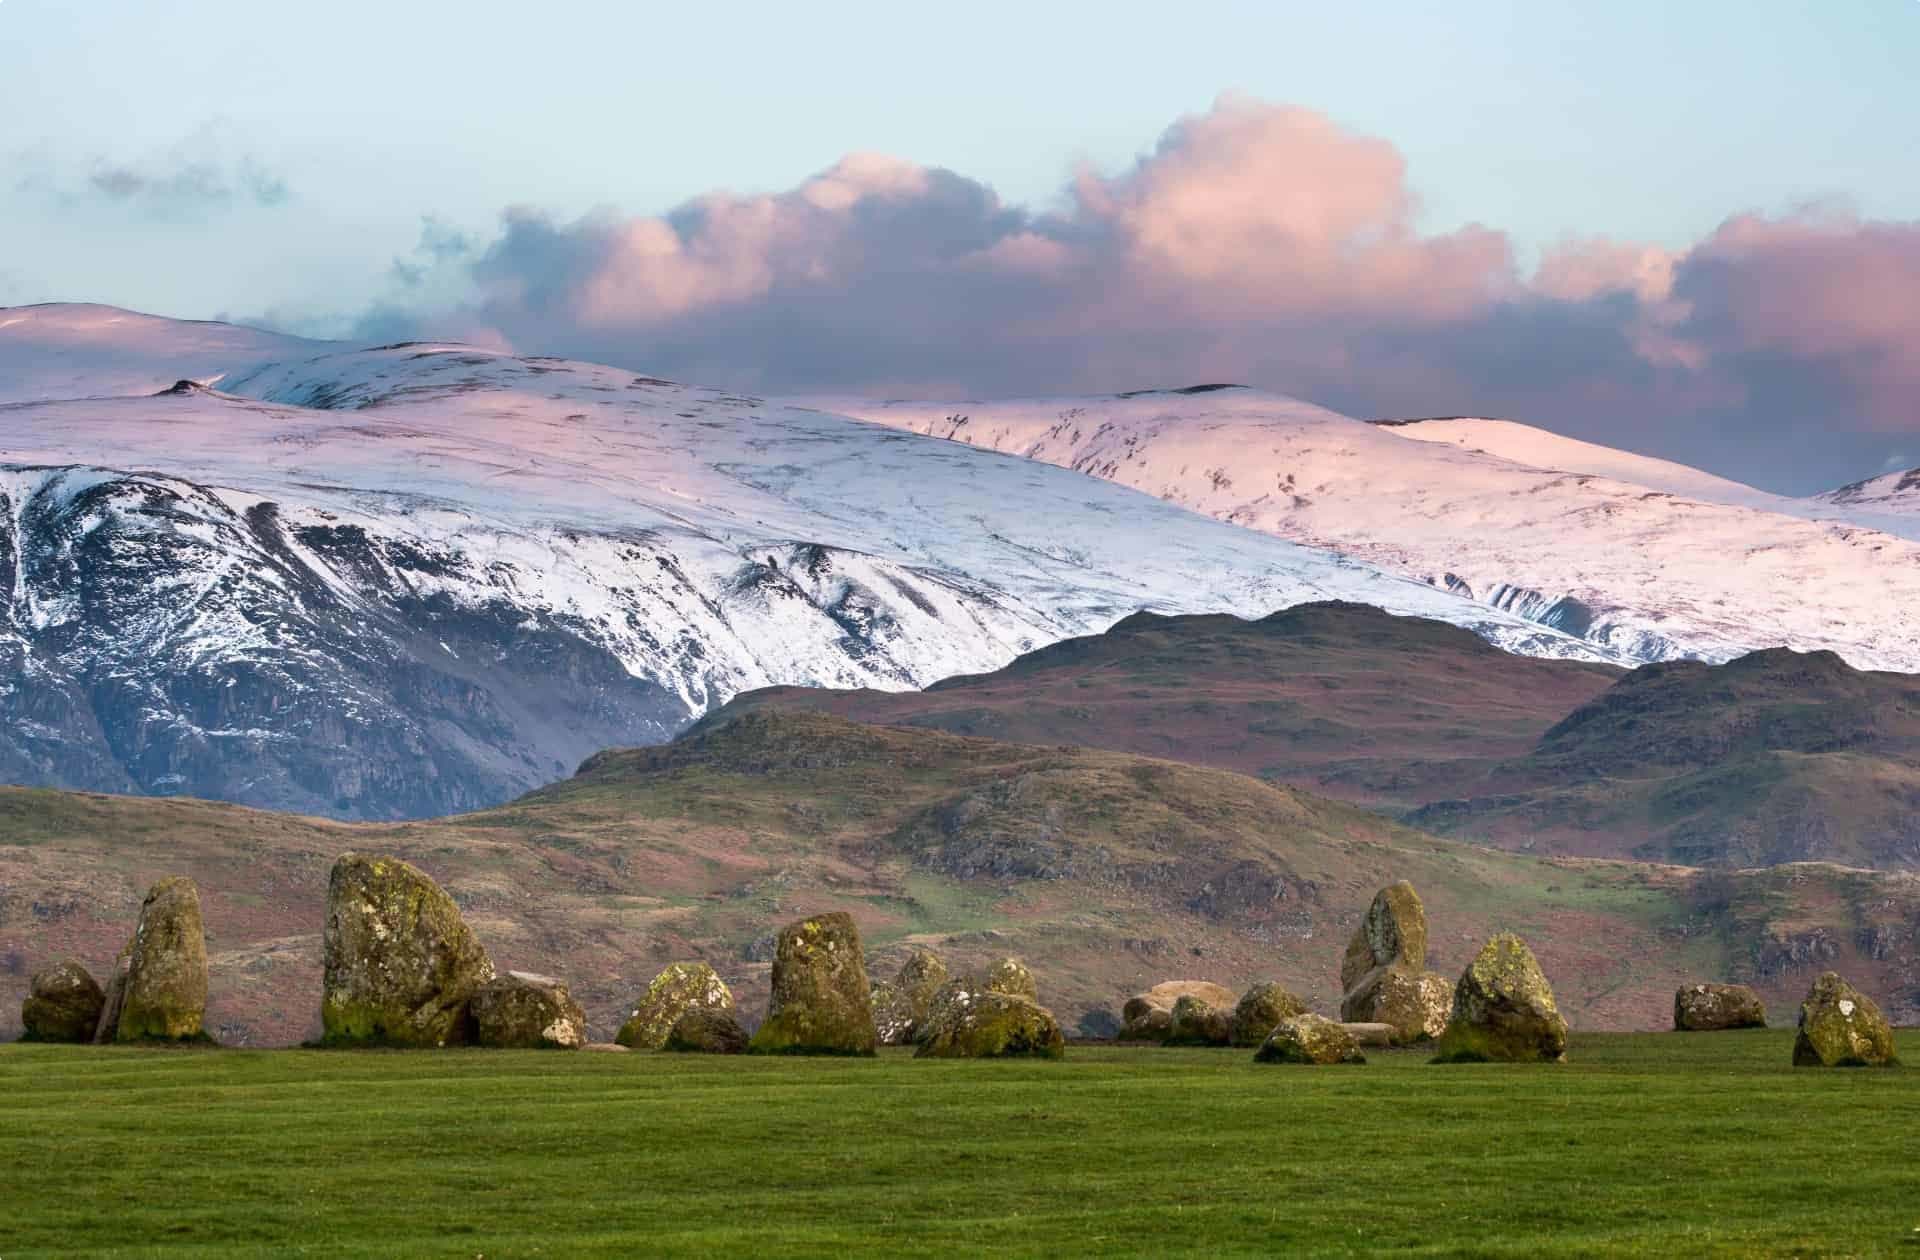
1432;934;1569;1063
1338;882;1449;1044
748;912;876;1056
117;877;209;1043
20;960;104;1043
871;949;949;1045
616;962;734;1050
915;987;1065;1059
1792;972;1897;1067
472;972;587;1049
320;853;495;1047
1229;983;1309;1048
1673;983;1766;1031
1120;981;1236;1042
664;1008;751;1054
1165;993;1233;1046
1254;1014;1365;1065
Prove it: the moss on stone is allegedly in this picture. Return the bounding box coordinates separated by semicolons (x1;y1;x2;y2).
1341;964;1450;1044
664;1007;751;1054
21;960;105;1044
117;877;209;1043
1164;993;1233;1046
1792;972;1897;1068
872;949;949;1045
473;972;587;1049
1254;1014;1365;1065
1431;933;1567;1064
915;990;1065;1060
747;912;876;1056
617;962;734;1049
1229;982;1309;1048
1674;982;1767;1032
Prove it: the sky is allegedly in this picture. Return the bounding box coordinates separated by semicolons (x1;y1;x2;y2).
2;0;1917;492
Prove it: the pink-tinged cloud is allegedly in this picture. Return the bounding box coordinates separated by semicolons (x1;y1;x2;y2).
360;96;1920;492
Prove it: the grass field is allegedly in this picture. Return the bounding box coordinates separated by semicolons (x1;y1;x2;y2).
0;1032;1912;1258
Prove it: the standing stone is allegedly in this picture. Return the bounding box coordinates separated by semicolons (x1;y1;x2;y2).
1674;982;1767;1031
1120;981;1236;1042
472;972;587;1049
1165;993;1234;1046
915;985;1065;1060
1230;982;1310;1047
747;912;876;1056
1792;972;1897;1068
21;960;105;1043
664;1008;751;1054
1255;1013;1366;1065
1339;882;1449;1044
616;962;734;1049
321;852;495;1047
871;949;949;1045
1432;934;1568;1064
118;877;209;1042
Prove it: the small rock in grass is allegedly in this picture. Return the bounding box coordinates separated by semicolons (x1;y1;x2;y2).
1674;982;1766;1031
1792;972;1896;1068
1255;1013;1365;1065
472;972;587;1049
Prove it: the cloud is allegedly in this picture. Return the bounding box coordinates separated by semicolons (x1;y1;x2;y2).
14;126;291;220
362;95;1920;492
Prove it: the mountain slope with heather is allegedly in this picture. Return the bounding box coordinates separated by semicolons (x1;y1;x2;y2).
5;710;1915;1047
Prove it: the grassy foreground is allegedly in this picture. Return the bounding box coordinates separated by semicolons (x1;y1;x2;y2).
1;1032;1912;1257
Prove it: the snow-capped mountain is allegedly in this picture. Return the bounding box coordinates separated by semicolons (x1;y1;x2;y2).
0;305;1611;818
814;388;1920;671
1814;467;1920;519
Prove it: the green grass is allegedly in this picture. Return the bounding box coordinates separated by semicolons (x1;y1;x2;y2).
2;1032;1913;1257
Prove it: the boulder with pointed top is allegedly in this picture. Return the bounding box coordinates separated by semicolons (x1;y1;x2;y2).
21;960;105;1043
321;852;495;1047
1229;982;1310;1048
1792;972;1896;1067
617;962;734;1049
871;949;949;1045
748;912;876;1056
1432;934;1568;1063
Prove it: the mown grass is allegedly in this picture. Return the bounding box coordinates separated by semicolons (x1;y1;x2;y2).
1;1031;1912;1257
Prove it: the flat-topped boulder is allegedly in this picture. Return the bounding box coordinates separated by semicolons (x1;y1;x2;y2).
1674;982;1766;1032
916;987;1065;1059
617;962;734;1049
1792;972;1897;1068
872;949;949;1045
1255;1014;1365;1065
118;877;209;1043
748;912;876;1056
1432;934;1568;1064
1120;980;1235;1042
321;852;495;1047
21;960;104;1043
473;972;587;1049
664;1007;751;1054
1230;983;1309;1048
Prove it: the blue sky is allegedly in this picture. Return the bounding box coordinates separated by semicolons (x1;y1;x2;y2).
2;1;1918;489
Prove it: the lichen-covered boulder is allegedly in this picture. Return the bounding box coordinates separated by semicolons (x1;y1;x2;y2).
1792;972;1897;1068
1165;993;1234;1046
1120;980;1236;1042
916;988;1065;1059
21;960;105;1043
616;962;734;1049
1255;1013;1365;1065
1674;982;1767;1032
664;1007;751;1054
983;957;1039;1002
1340;964;1451;1044
321;852;495;1047
118;877;209;1043
1229;982;1309;1047
1340;881;1428;992
748;912;876;1056
1432;934;1568;1064
472;972;587;1049
871;949;949;1045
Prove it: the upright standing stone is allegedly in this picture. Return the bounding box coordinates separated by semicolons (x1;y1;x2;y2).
21;960;105;1043
617;962;734;1049
1792;972;1897;1068
1339;882;1450;1044
748;912;876;1056
321;852;494;1047
1432;934;1568;1064
118;877;209;1042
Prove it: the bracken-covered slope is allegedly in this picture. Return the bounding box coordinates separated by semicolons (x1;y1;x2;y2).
4;711;1915;1046
0;306;1614;817
715;601;1624;811
814;388;1920;670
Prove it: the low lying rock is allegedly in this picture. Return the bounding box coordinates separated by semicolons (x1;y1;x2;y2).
472;972;587;1049
1255;1014;1365;1065
872;949;949;1045
1432;934;1568;1064
1230;982;1309;1048
1340;1022;1396;1047
665;1008;751;1054
581;1043;631;1053
617;962;734;1049
748;912;876;1056
1674;982;1766;1032
1793;972;1897;1068
22;960;105;1044
916;988;1065;1059
1120;980;1235;1042
1165;993;1233;1046
118;877;209;1043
